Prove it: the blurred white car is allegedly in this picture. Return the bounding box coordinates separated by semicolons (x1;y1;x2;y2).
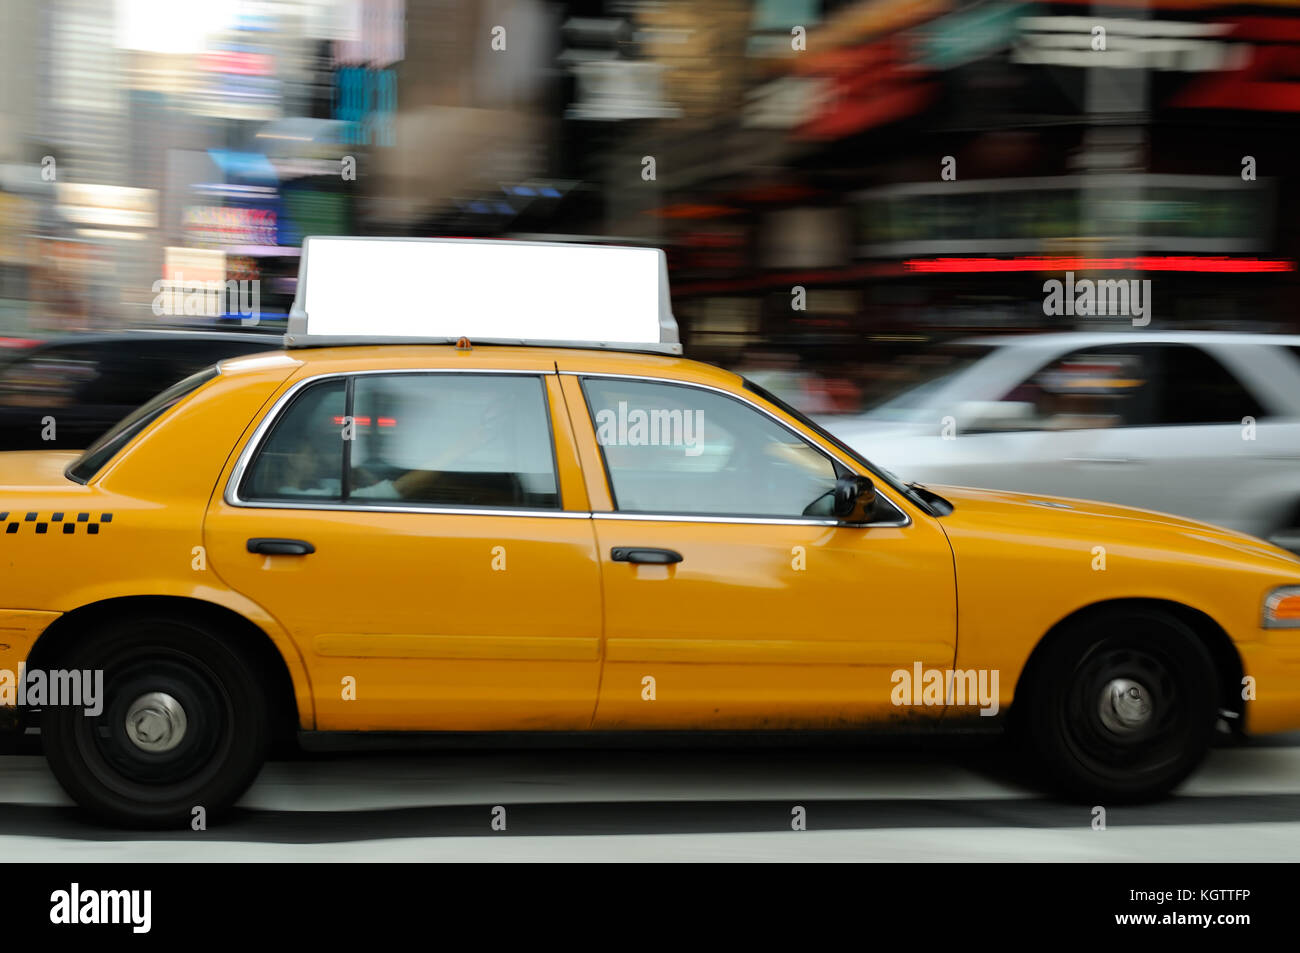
825;332;1300;550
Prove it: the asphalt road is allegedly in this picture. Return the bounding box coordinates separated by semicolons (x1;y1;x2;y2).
3;735;1299;861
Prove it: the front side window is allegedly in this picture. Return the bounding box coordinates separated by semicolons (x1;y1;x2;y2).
241;373;559;509
582;377;840;518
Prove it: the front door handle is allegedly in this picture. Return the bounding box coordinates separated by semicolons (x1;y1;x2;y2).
247;537;315;556
611;547;683;565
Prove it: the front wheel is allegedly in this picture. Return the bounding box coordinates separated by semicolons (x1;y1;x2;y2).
41;615;270;828
1021;608;1218;803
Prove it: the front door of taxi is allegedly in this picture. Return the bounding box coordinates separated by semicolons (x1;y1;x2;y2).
204;370;603;731
566;373;957;730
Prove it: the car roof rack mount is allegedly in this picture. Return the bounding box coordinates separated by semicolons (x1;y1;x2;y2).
284;236;682;356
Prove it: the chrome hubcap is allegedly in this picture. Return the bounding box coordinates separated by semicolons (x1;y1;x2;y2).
124;692;187;753
1099;678;1153;734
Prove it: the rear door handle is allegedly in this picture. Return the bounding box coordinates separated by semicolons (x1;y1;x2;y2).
611;547;683;564
247;537;315;556
1064;456;1137;465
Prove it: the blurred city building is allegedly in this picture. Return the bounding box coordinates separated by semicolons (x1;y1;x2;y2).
0;0;1297;411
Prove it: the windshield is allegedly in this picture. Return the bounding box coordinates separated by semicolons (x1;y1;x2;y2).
65;366;219;484
743;377;937;516
864;343;995;422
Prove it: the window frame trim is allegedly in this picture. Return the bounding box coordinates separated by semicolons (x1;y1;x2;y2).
225;368;570;516
569;371;911;528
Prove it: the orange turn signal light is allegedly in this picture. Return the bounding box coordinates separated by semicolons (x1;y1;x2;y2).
1263;587;1300;628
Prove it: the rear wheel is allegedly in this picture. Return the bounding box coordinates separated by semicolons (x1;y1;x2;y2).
1022;608;1218;802
40;615;269;828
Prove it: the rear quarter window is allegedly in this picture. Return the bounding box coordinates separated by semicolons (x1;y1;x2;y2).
65;366;219;484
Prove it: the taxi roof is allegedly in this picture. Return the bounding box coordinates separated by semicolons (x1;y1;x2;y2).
221;344;743;391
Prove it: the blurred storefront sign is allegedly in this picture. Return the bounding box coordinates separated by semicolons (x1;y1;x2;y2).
760;0;951;138
334;0;405;67
916;2;1032;69
334;67;397;146
902;255;1293;273
682;296;761;351
191;25;281;121
761;207;851;269
1174;17;1300;111
56;184;158;235
162;246;224;285
567;60;682;121
560;15;681;121
183;206;278;247
278;190;350;246
855;175;1272;257
747;0;825;56
1014;16;1249;70
743;77;830;129
185;149;288;255
159;246;236;321
792;36;938;138
197;49;274;75
675;226;750;273
634;2;751;124
810;0;951;49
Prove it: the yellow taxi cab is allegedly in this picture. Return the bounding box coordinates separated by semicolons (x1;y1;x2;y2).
3;236;1300;827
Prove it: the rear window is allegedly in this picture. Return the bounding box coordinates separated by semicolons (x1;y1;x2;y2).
65;366;219;484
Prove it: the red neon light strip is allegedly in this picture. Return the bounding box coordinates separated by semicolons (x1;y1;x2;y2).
904;257;1294;274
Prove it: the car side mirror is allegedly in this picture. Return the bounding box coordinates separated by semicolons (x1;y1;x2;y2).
832;475;876;524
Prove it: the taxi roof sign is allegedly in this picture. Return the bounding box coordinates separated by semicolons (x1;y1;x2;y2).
286;236;681;355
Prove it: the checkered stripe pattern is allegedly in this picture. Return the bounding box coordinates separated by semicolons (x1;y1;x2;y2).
1;512;113;535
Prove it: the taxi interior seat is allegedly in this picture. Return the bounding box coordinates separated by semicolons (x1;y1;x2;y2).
382;469;558;509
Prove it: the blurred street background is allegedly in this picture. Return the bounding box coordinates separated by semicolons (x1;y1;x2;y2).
5;0;1300;858
1;0;1297;414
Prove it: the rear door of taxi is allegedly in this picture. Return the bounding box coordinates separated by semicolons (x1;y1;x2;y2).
204;359;604;731
556;362;958;730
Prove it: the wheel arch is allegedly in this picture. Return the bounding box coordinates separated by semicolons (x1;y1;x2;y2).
1013;597;1244;726
25;595;308;749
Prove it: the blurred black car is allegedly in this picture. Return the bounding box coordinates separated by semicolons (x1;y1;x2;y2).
0;331;282;450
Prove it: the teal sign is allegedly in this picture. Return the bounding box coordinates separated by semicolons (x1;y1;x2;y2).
916;2;1033;70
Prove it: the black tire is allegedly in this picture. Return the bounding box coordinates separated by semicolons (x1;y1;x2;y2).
1021;607;1218;803
40;615;269;828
